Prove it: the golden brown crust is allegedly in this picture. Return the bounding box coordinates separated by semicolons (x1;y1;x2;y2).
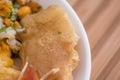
20;6;79;80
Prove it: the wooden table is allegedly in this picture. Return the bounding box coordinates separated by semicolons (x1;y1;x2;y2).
68;0;120;80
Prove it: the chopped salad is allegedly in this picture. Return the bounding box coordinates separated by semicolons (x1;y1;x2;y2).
0;0;41;52
0;0;42;80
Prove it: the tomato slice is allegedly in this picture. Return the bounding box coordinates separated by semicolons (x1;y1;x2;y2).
22;65;39;80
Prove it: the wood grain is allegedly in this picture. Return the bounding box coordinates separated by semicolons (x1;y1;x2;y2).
68;0;120;80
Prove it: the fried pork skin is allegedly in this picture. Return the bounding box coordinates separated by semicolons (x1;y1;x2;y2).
20;6;79;80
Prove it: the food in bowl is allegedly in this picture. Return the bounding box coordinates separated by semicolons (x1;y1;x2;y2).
0;0;79;80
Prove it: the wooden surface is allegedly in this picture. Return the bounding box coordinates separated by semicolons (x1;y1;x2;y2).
68;0;120;80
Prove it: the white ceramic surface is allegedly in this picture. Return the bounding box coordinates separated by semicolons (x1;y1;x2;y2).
34;0;91;80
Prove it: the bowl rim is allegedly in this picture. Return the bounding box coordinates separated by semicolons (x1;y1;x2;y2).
61;1;91;79
34;0;91;80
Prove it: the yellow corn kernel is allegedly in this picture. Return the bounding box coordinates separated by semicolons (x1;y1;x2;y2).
6;2;12;8
14;21;20;28
18;6;31;18
17;0;28;5
0;56;13;67
3;18;11;27
1;41;10;51
28;1;41;13
0;4;11;17
0;50;11;57
0;41;11;57
0;0;6;4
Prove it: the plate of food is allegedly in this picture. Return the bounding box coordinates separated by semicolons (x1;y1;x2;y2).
0;0;91;80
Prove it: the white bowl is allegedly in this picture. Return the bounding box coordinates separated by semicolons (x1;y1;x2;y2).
34;0;91;80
